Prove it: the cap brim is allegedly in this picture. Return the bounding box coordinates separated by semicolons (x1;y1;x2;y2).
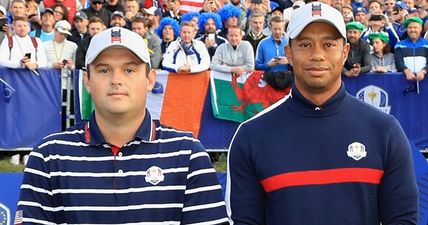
57;29;72;36
288;18;346;40
86;45;148;66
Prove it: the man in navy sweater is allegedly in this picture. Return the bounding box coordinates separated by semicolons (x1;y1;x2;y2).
226;2;419;225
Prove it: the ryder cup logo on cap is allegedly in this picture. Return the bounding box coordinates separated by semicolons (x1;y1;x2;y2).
287;2;346;41
85;27;151;67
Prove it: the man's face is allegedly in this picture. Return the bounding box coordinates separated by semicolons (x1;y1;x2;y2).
11;2;26;17
41;13;55;28
331;0;345;9
250;3;264;13
125;1;139;14
225;16;238;28
354;12;367;24
403;0;415;8
88;22;104;36
163;24;175;41
85;47;156;118
91;1;104;11
271;21;284;41
13;20;30;37
74;18;89;33
54;30;67;42
369;2;382;13
407;22;422;41
180;25;195;43
227;27;242;47
250;16;264;34
132;21;147;36
346;29;361;44
384;0;395;12
204;18;217;34
168;0;180;11
110;16;126;27
285;22;349;102
53;6;65;21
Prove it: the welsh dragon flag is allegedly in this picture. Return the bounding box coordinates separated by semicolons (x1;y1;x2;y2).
210;70;290;123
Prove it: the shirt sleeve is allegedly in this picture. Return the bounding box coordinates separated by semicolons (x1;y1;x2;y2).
226;124;266;225
181;138;230;224
378;118;419;225
16;144;56;224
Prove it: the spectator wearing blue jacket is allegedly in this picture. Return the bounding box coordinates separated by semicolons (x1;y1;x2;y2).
394;16;428;81
255;16;289;72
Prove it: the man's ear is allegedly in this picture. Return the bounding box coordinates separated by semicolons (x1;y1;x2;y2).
146;69;157;92
342;42;350;66
83;70;91;94
284;45;293;66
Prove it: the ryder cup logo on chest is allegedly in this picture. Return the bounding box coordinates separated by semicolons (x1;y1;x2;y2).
145;166;164;185
347;142;367;161
356;85;391;114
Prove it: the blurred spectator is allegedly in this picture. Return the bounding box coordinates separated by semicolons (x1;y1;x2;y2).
103;0;125;13
52;3;69;22
25;0;40;17
341;5;354;23
39;0;77;23
384;0;397;19
124;0;140;20
343;21;372;76
243;12;266;57
30;8;55;41
361;13;400;49
368;32;397;72
8;0;28;23
75;16;105;69
368;0;383;14
331;0;346;10
181;12;200;34
162;0;181;21
156;16;180;54
162;21;210;73
403;0;415;9
0;16;47;69
131;16;161;68
218;4;241;38
196;12;226;59
0;5;7;43
255;16;289;72
67;10;89;44
82;0;112;27
210;25;254;75
392;2;409;39
284;0;305;23
109;10;127;28
200;0;221;13
142;6;161;34
395;17;428;81
354;7;369;26
45;20;77;69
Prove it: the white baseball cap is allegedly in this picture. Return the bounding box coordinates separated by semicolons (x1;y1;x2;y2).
85;27;151;67
55;20;72;36
0;5;6;16
287;2;346;41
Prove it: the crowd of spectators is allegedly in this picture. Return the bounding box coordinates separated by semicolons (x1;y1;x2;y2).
0;0;427;100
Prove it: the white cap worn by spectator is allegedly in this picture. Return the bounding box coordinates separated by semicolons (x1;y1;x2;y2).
0;5;6;16
55;20;72;36
142;6;157;15
287;2;346;41
85;27;151;67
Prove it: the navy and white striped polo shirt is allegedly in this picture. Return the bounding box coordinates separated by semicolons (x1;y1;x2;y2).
17;111;229;225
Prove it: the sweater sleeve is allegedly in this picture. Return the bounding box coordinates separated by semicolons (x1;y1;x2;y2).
226;124;266;225
360;42;372;74
378;118;419;225
210;44;232;73
189;41;210;73
242;41;255;71
394;43;407;72
255;41;268;71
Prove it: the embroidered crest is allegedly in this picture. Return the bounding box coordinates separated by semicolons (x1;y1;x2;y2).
347;142;367;161
111;29;121;43
312;2;322;17
145;166;164;185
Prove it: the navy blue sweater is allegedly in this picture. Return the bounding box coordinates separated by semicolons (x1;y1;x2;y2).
226;84;418;225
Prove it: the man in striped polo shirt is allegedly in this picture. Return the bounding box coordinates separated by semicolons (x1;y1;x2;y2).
16;27;229;225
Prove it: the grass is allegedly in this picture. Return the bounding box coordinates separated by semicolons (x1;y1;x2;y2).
212;153;228;172
0;158;25;172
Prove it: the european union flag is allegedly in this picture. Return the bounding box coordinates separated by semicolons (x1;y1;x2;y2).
0;77;15;103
